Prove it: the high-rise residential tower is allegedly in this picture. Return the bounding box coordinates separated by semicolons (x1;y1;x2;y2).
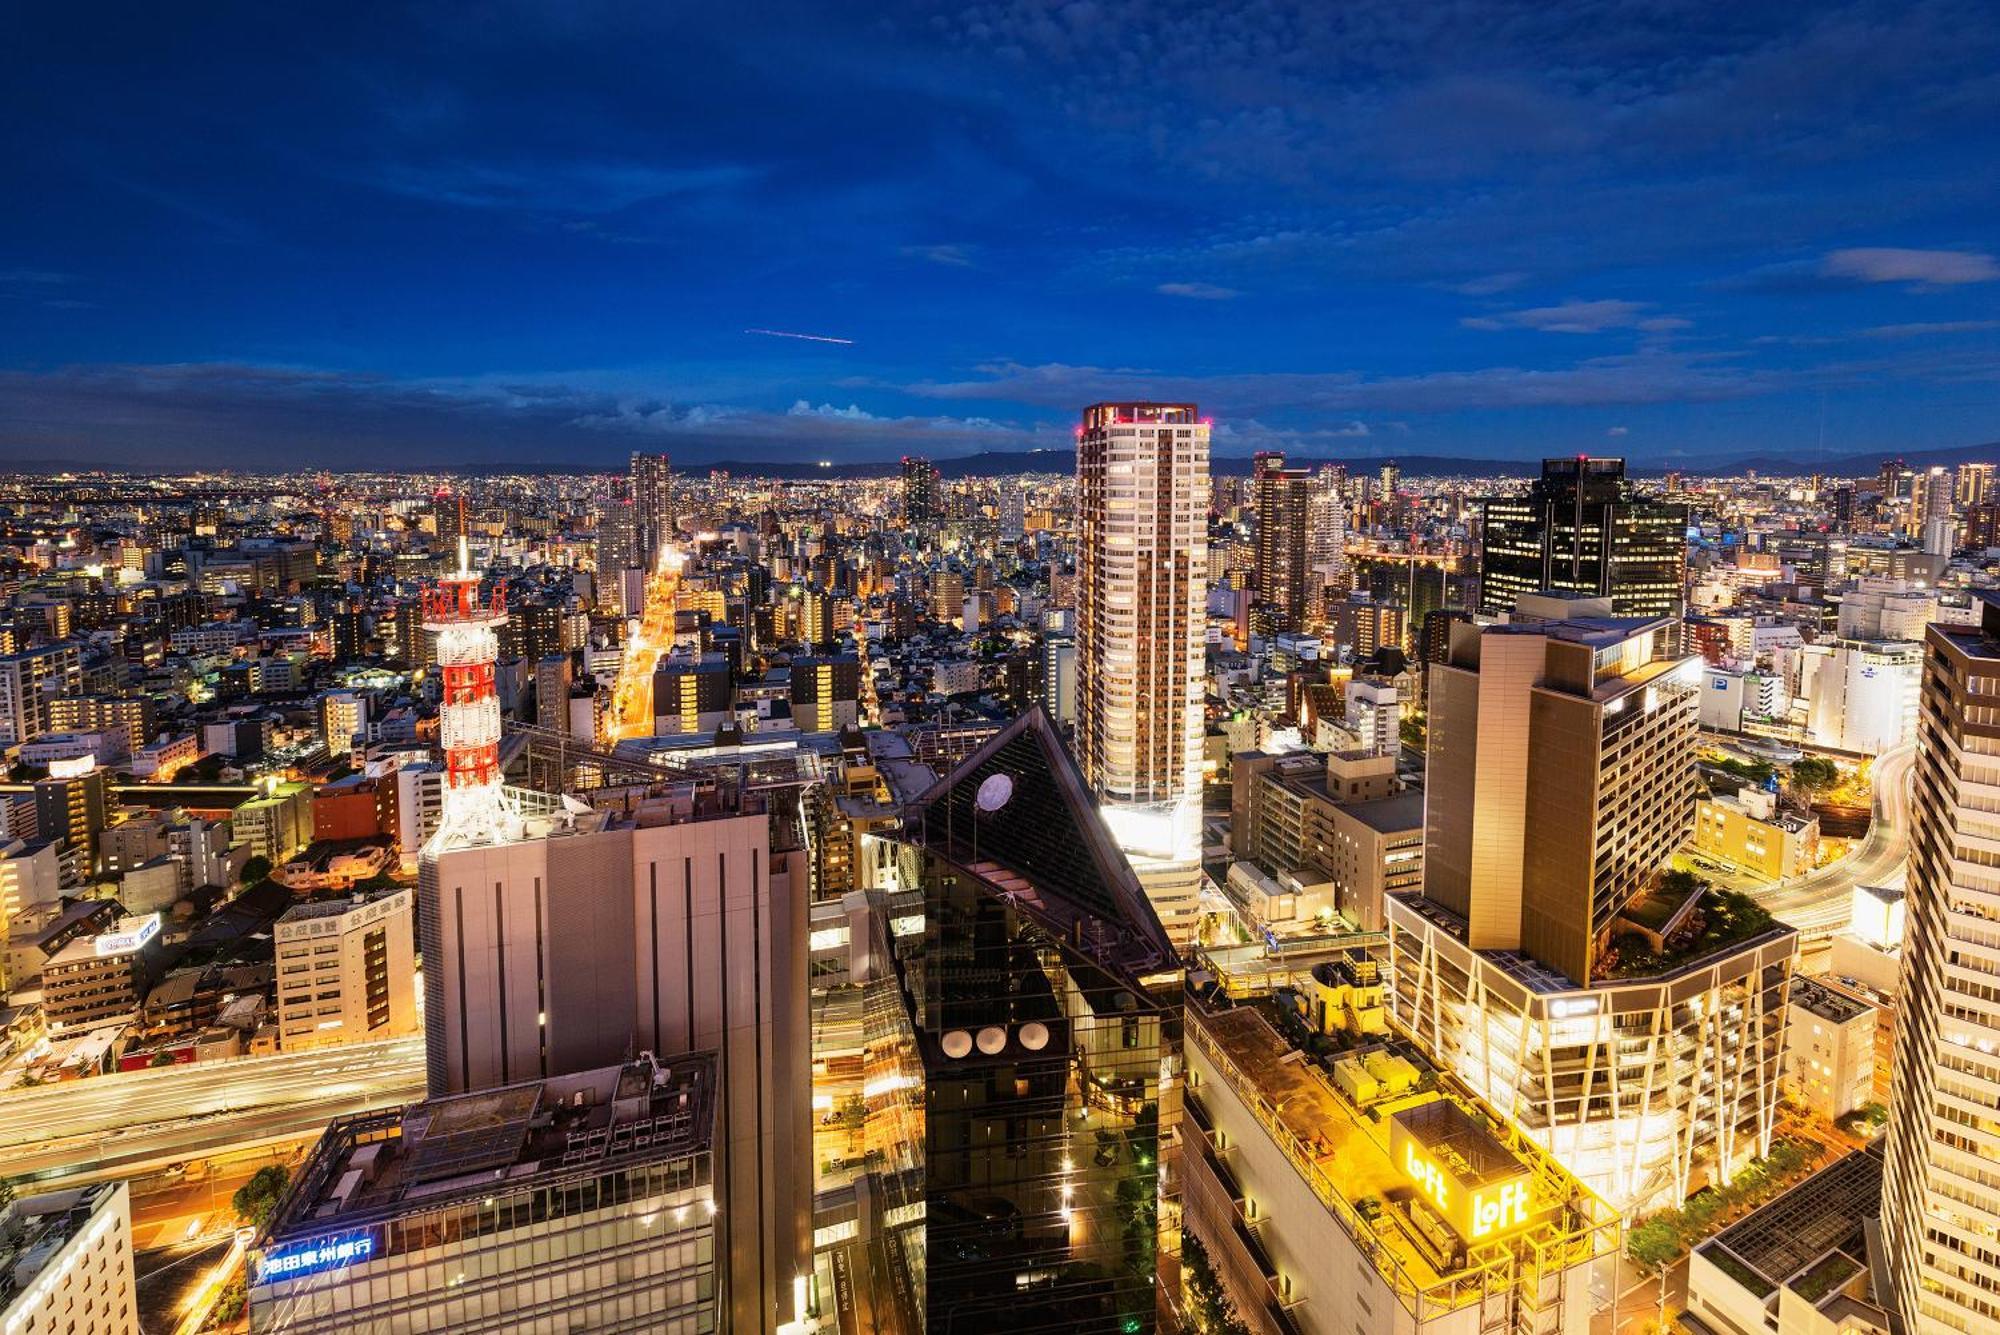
1075;402;1209;943
1477;457;1687;619
901;455;940;533
1912;463;1954;538
1250;450;1311;634
1882;588;2000;1331
629;450;673;563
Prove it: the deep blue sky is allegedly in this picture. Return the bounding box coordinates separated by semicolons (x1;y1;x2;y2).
4;1;1998;469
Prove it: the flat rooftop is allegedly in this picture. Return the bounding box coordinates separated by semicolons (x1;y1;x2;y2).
1697;1145;1882;1296
0;1182;125;1312
266;1052;716;1245
1791;975;1871;1024
1389;892;1796;993
1341;789;1425;836
1190;1002;1606;1301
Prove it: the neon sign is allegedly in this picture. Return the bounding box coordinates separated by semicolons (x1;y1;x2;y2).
1390;1111;1542;1244
258;1231;375;1281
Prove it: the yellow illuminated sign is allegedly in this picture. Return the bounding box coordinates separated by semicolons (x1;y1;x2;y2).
1391;1118;1539;1242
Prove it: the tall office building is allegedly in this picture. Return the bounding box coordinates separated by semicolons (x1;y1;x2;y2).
418;552;811;1332
1477;457;1687;619
1306;463;1349;607
1250;451;1311;634
419;781;810;1334
1957;460;1996;510
1883;589;2000;1331
430;488;467;557
598;493;641;590
34;755;111;873
902;455;940;533
1912;464;1954;537
249;1054;722;1334
1075;402;1209;943
1389;602;1793;1210
630;450;674;564
273;889;419;1051
0;642;84;748
1423;605;1696;983
839;709;1180;1332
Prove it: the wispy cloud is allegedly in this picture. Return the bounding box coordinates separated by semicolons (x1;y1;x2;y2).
0;362;1055;468
1822;247;1998;287
1447;272;1530;296
896;348;1766;414
364;160;759;214
901;243;976;267
1461;299;1678;334
1859;319;2000;339
1157;281;1240;300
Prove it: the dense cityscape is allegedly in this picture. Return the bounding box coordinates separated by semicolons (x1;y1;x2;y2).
0;440;1992;1334
10;1;2000;1332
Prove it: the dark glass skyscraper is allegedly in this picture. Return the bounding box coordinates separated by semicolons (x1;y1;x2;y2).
1250;450;1310;634
890;709;1180;1334
902;455;941;534
1477;457;1687;619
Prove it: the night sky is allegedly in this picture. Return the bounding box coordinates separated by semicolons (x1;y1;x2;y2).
4;1;1998;470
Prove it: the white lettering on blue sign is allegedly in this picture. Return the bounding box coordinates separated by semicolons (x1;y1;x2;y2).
259;1233;374;1281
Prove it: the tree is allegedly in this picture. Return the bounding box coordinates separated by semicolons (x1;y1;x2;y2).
232;1164;292;1230
1789;756;1841;798
1182;1231;1251;1335
239;855;272;886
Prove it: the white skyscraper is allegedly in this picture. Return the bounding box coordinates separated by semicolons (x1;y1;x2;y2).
1075;401;1209;942
1883;589;2000;1331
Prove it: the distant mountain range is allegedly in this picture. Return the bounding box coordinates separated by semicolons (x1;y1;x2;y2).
634;441;2000;481
12;440;1998;480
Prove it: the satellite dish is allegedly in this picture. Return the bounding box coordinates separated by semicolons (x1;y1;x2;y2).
975;773;1015;813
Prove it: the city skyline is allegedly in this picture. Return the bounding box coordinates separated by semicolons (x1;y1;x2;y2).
4;3;2000;469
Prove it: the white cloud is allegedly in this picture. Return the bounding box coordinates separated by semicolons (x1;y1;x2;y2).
1823;247;1998;287
1157;281;1240;300
788;400;877;420
1462;299;1661;334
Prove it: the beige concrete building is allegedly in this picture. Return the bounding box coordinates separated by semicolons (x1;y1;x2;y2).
1184;999;1614;1335
1784;976;1875;1121
1695;786;1819;881
1392;600;1793;1212
1882;589;2000;1332
1423;605;1698;985
420;780;810;1334
0;1181;139;1335
274;889;418;1051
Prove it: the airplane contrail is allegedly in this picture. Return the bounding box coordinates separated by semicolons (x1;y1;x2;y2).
744;327;855;345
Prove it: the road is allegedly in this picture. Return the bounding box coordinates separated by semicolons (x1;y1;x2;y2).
0;1036;423;1186
1744;744;1915;941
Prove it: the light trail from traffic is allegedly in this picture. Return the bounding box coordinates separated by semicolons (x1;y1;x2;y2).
0;1037;423;1185
605;545;684;741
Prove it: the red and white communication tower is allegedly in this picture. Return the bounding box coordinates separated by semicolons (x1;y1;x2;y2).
425;533;511;844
